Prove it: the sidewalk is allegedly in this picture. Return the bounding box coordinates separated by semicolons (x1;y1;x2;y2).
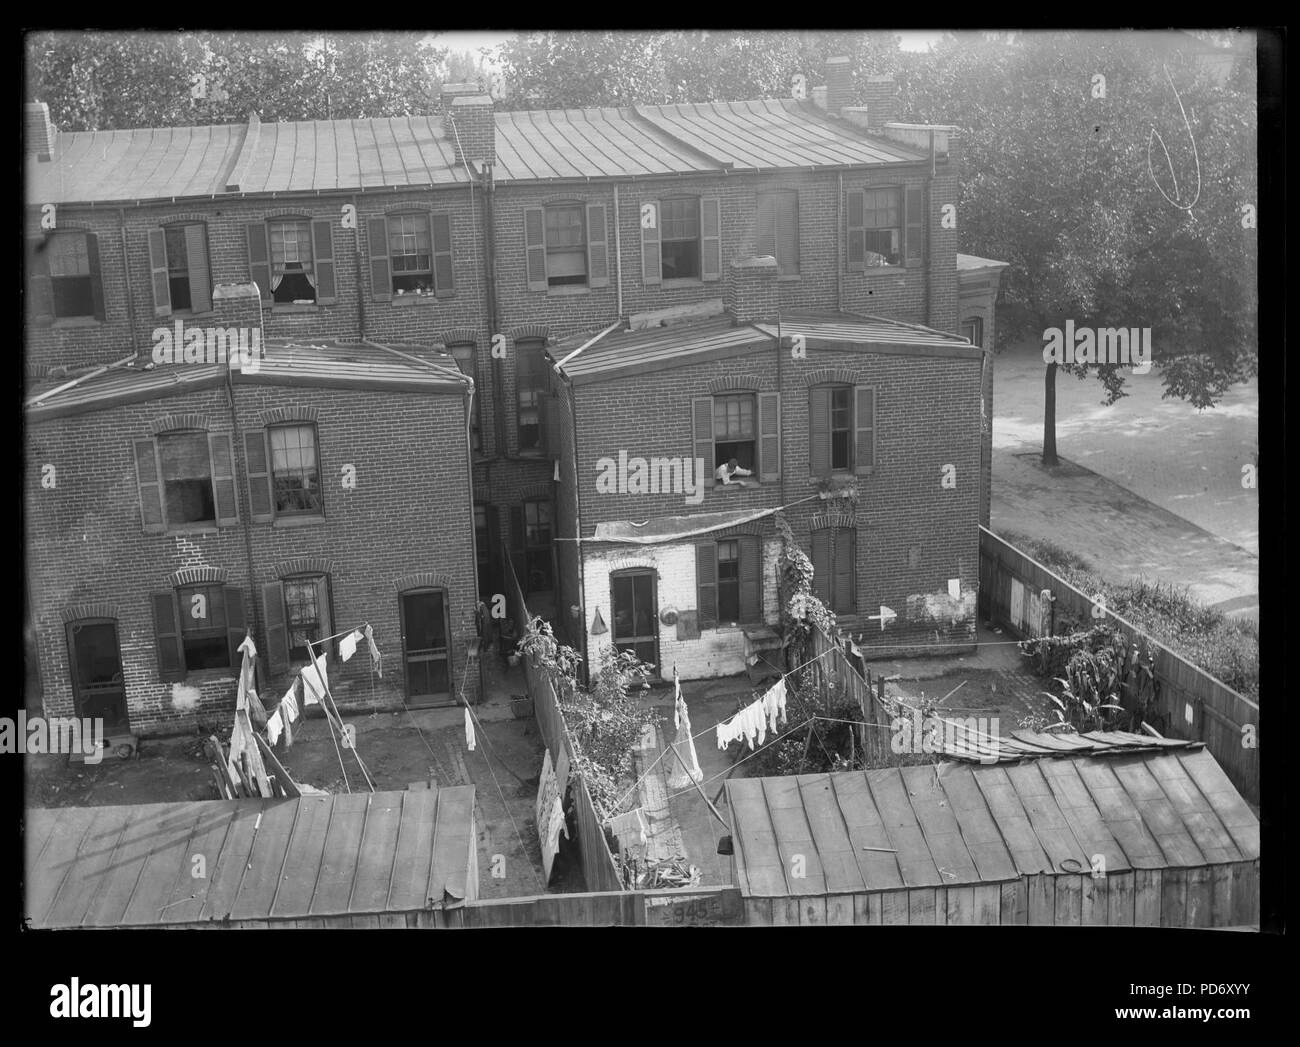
991;449;1259;620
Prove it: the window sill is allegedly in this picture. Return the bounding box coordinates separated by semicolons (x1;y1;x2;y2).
776;274;802;283
271;304;320;314
51;317;102;329
272;515;326;529
392;293;453;306
661;278;704;290
851;266;905;276
180;667;239;684
164;525;220;536
546;285;591;296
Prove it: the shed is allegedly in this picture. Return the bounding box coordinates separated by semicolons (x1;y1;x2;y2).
25;787;477;929
725;748;1258;927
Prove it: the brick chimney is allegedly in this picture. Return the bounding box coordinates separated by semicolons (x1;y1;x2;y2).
726;257;779;326
447;94;495;168
439;82;480;117
824;57;852;113
842;76;899;133
25;101;56;161
211;283;265;363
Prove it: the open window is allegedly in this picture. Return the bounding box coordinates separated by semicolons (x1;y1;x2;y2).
151;585;247;681
148;223;212;316
244;423;324;523
134;431;238;533
261;576;333;675
809;384;875;476
523;202;608;291
246;218;336;306
695;536;762;627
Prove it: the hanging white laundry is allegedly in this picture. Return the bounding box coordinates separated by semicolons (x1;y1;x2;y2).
464;708;477;752
237;634;257;659
772;678;788;727
280;691;299;726
606;808;648;846
363;624;383;677
339;629;363;663
300;654;328;705
717;717;744;750
267;710;283;745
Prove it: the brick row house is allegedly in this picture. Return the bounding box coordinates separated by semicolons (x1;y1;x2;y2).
24;56;1007;727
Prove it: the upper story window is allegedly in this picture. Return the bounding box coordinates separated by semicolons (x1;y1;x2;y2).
691;391;781;486
515;338;550;453
846;185;923;271
268;424;322;516
28;230;105;323
449;343;482;453
809;384;876;476
134;431;239;534
245;422;324;524
755;190;799;276
962;317;984;348
640;197;721;286
151;584;246;681
366;211;453;301
149;223;212;315
246;218;336;307
524;202;608;291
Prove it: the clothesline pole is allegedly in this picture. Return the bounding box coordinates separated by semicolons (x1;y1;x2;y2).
306;637;375;792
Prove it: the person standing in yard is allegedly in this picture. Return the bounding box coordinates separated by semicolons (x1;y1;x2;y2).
715;458;753;486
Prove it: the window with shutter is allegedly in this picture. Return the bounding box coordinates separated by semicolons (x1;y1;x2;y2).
700;197;722;282
543;203;587;287
640;200;661;285
262;580;289;675
184;223;212;313
904;185;925;267
177;583;232;670
283;575;332;664
244;430;274;524
810;530;831;607
149;228;172;316
268;424;324;517
311;219;336;303
150;592;184;682
661;196;701;280
738;535;762;622
863;188;903;267
586;203;609;287
134;440;166;534
208;433;239;526
246;222;272;302
158;223;210;313
46;232;98;319
267;218;317;304
158;432;216;526
695;541;718;627
714;394;756;473
758;392;780;482
431;212;454;295
692;397;715;486
811;528;856;613
846;190;865;273
756;190;798;276
524;206;548;291
367;215;392;301
854;386;876;475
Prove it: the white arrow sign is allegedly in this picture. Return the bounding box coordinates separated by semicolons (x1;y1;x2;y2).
866;605;897;631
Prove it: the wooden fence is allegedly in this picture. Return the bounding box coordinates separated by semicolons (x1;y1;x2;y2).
979;526;1259;805
505;554;626;894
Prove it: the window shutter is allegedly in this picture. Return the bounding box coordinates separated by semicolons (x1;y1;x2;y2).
262;581;288;676
692;397;714;487
700;197;722;282
313;576;333;660
246;223;272;302
431;212;454;295
524;206;547;291
854;386;876;474
134;439;166;534
27;238;54;324
185;224;212;313
367;216;392;301
148;228;172;317
640;200;661;285
311;219;336;303
586;203;609;288
846;189;865;272
225;585;247;667
834;529;856;613
905;185;924;267
809;386;831;477
758;392;780;482
695;542;718;628
208;433;239;526
151;592;184;682
754;193;777;261
811;530;831;607
244;429;274;523
777;191;799;276
738;535;761;623
86;233;105;321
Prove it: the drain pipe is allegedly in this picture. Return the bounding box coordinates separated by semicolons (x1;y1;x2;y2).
225;366;262;645
352;193;365;341
836;173;844;312
481;164;507;458
118;207;139;357
613;184;624;318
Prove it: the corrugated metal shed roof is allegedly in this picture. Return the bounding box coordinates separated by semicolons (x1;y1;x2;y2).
26;340;468;422
726;749;1259;897
24;787;476;928
28;116;469;204
635;99;925;169
493;107;719;181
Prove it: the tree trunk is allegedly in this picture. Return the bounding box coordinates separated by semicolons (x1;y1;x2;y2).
1042;360;1059;466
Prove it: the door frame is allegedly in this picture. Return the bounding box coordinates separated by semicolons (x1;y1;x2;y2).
609;568;659;674
398;587;455;707
64;617;129;731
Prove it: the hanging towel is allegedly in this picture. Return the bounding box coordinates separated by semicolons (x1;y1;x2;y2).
363;624;383;677
267;710;283;745
300;654;328;706
717;717;744;750
464;708;477;752
606;808;648;846
281;691;299;726
237;634;257;659
339;629;363;663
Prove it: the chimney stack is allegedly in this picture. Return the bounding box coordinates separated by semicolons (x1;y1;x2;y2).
447;94;495;169
824;57;852;113
726;257;779;326
844;76;899;133
25;101;56;161
439;82;480;117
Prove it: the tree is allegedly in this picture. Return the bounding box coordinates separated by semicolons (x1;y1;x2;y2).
900;30;1257;465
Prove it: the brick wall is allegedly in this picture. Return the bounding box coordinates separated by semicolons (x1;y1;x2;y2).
565;337;983;674
25;381;479;735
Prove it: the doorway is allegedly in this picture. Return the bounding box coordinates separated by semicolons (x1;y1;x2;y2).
65;620;128;731
399;589;454;707
611;570;658;671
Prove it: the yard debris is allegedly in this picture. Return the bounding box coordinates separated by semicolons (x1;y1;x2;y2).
620;853;701;890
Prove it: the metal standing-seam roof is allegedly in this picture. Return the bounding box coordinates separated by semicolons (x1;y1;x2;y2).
635;99;926;169
24;787;477;928
725;748;1259;898
25;340;470;422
